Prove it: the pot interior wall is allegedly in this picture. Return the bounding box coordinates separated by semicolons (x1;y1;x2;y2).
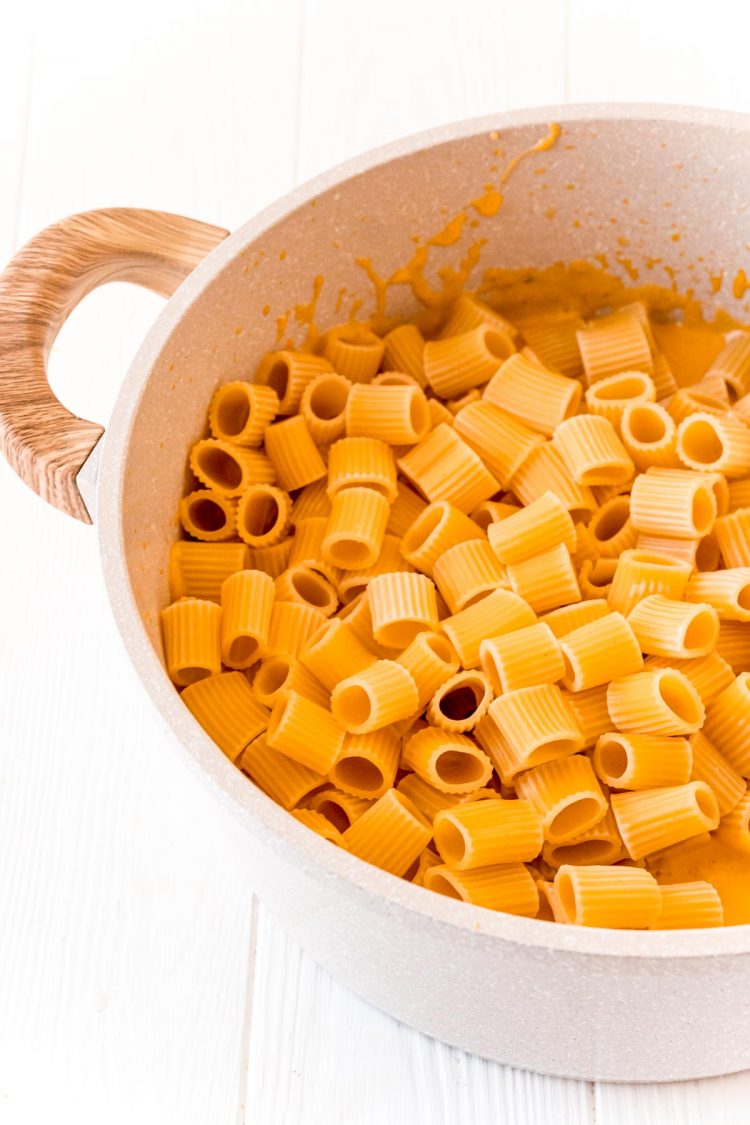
119;114;750;647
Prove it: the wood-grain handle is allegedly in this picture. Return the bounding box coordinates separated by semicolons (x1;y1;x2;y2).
0;208;229;522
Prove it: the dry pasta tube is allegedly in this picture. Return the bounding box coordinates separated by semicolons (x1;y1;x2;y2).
305;788;373;832
426;670;493;734
553;414;634;489
368;572;439;648
471;500;522;530
728;478;750;512
181;671;269;762
190;438;275;496
237;484;291;548
331;660;419;733
627;594;718;660
299;372;351;446
607;549;692;617
576;309;654;386
343;788;431;876
441;588;537;669
630;468;717;539
439;293;519;341
586;496;638;559
677;412;750;477
650;882;724;929
584;370;655;427
716;790;750;851
509;443;597;520
401;727;493;794
251;655;330;710
635;534;720;572
515;754;607;845
487;684;584;783
427;398;455;429
650;350;679;399
396;773;474;821
266;601;327;658
345;383;430;445
479;623;564;694
327;436;397;501
607;669;705;736
336;534;413;606
559;612;642;692
409;847;443;886
290;478;332;524
329;728;401;799
168;541;250;602
266;690;345;773
291;809;347;847
425;862;539;915
239;733;324;809
387;481;427;538
716;620;750;672
516;311;584;378
620;402;680;470
274;565;338;617
401;501;483;575
540;600;611;638
703;673;750;776
335;592;392;657
666;386;727;426
689;731;746;817
433;799;543;869
397;423;499;514
533;876;561;921
288;517;340;585
322;487;390;571
484;352;582;437
432;539;505;614
506;542;581;614
611;781;719;860
396;631;460;710
220;569;274;668
563;685;612;750
179;489;237;542
322;323;385;383
644;652;735;706
486;490;576;566
554;864;661;928
707;333;750;397
299;618;376;692
161;599;222;686
714;509;750;568
578;558;617;601
453;400;542;488
382;323;426;386
209;381;279;445
263;415;327;492
542;808;623;869
594;732;692;790
248;538;294;580
423;324;513;398
255;349;333;414
685;568;750;622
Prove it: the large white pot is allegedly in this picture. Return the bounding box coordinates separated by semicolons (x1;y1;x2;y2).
2;104;749;1083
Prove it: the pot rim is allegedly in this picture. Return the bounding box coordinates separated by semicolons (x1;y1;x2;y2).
99;102;750;960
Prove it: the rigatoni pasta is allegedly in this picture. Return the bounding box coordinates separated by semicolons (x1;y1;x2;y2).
167;281;750;928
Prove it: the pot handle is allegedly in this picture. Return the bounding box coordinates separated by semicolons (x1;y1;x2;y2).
0;208;229;523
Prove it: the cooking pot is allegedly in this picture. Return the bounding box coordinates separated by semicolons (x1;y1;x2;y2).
2;104;749;1083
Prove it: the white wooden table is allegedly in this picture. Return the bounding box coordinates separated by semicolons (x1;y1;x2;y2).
2;2;750;1121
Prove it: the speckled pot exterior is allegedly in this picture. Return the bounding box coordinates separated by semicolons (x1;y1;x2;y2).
97;105;750;1083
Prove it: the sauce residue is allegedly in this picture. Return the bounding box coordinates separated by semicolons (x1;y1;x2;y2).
733;268;749;300
648;836;750;926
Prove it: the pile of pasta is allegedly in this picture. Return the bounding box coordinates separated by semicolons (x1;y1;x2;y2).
162;292;750;929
